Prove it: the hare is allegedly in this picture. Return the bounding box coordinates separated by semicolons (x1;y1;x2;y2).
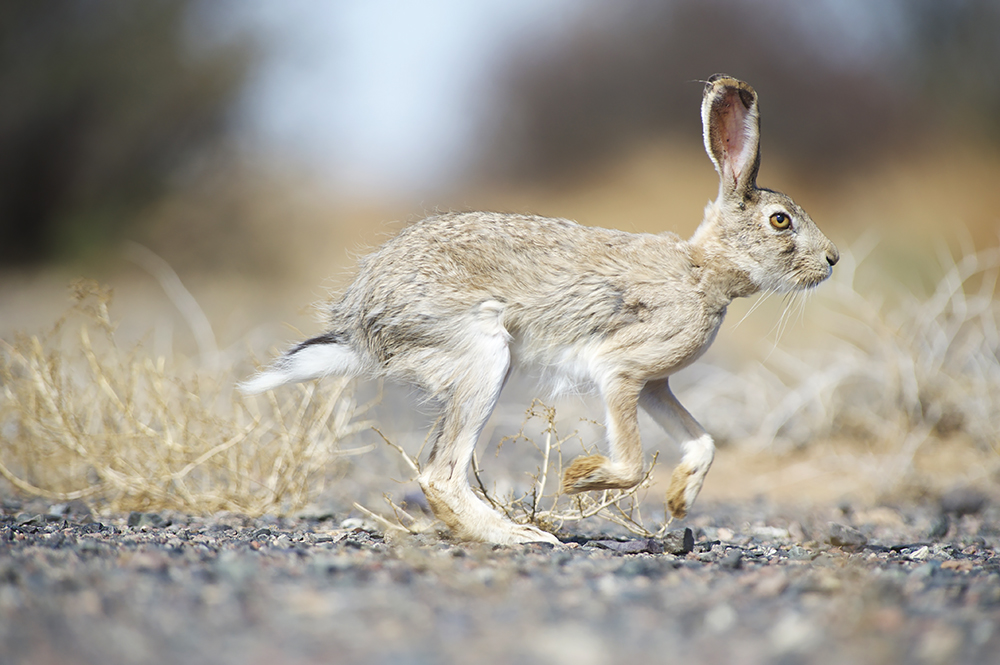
241;75;838;545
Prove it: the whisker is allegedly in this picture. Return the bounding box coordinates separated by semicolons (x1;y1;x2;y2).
796;288;813;326
763;292;798;361
735;288;775;328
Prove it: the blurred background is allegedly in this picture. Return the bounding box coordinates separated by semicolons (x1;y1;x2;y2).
1;0;998;503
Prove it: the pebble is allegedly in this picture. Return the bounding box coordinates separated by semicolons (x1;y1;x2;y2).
911;562;940;578
940;487;987;516
787;545;814;561
587;538;662;554
720;550;743;570
927;513;951;540
660;528;694;555
828;523;868;550
0;499;996;665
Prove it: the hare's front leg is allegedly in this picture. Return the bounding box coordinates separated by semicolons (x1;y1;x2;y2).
416;308;559;546
639;378;715;518
561;377;646;493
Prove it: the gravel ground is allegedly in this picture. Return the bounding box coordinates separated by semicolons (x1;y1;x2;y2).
2;493;998;665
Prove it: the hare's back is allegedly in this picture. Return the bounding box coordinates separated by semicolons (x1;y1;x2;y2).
361;212;625;295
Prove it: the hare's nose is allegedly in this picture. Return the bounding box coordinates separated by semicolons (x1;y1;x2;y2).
826;244;840;267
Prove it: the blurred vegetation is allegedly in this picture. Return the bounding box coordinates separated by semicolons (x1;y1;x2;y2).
0;281;375;515
0;0;252;266
482;0;1000;184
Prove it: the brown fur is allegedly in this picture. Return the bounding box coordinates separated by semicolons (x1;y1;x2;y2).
666;461;696;519
561;454;623;493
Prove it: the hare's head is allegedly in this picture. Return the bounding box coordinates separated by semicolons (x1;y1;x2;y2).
691;75;838;297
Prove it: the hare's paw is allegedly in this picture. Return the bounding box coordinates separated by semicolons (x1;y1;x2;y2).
455;512;560;546
504;523;561;546
420;477;560;545
666;460;710;519
561;454;641;494
561;454;610;493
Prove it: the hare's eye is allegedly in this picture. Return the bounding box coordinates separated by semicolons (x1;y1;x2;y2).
769;212;791;230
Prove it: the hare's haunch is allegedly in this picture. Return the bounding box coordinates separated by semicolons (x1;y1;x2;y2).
242;75;838;545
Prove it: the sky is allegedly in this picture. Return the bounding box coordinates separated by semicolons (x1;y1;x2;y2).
215;0;585;195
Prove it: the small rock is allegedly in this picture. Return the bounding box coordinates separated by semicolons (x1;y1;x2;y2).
660;528;695;555
940;487;987;516
828;523;867;550
48;500;91;517
927;514;950;540
812;552;840;568
788;522;807;543
909;545;931;561
586;538;663;555
16;514;45;527
293;505;337;523
127;512;165;528
720;550;743;570
340;517;376;531
911;562;939;578
787;545;814;561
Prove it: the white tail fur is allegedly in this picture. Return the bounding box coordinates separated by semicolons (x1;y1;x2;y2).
239;341;362;395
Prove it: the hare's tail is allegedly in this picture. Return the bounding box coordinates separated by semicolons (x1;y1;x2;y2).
239;332;363;395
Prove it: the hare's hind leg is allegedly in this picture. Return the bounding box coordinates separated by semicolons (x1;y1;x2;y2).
561;376;646;494
416;304;559;546
638;379;715;519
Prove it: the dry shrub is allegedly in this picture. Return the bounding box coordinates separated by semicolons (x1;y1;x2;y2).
0;280;375;515
483;400;664;537
361;400;665;539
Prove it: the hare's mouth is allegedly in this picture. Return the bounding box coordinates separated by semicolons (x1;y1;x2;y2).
795;264;834;289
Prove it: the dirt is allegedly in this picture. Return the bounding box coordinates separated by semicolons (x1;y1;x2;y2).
2;492;998;665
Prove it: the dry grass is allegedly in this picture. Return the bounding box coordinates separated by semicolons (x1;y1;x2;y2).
0;280;376;516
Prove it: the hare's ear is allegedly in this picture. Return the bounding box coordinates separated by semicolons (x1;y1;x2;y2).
702;74;760;199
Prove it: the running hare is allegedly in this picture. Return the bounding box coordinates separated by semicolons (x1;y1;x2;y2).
242;75;838;545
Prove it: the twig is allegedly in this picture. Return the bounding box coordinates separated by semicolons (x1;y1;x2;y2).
351;502;412;535
372;427;420;474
